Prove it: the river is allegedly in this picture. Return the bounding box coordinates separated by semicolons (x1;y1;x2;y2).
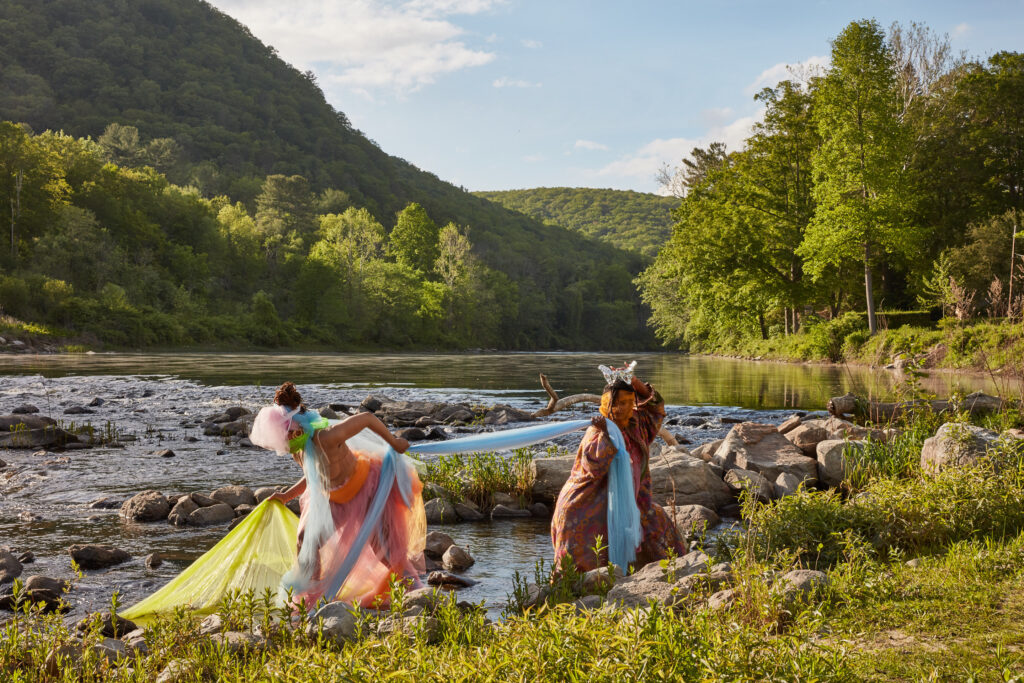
0;352;1000;619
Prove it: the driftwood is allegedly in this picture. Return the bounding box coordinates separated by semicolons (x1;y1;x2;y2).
531;373;680;447
828;391;1010;422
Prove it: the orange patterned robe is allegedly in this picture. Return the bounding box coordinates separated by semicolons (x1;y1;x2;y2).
551;390;685;573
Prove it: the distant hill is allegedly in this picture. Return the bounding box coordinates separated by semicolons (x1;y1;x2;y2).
0;0;655;350
474;188;678;257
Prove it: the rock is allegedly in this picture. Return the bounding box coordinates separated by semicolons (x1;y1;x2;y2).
777;569;828;606
0;414;75;449
776;415;802;435
921;422;1001;474
492;492;518;507
319;407;340;420
454;502;484;521
69;544;130;570
190;492;218;507
88;397;105;407
424;498;458;524
286;499;301;516
522;582;551;609
783;423;831;456
238;437;254;448
25;575;68;594
676;416;706;427
0;549;23;584
816;440;867;487
63;406;95;415
152;449;175;458
211;485;256;508
427;570;477;587
802;416;882;442
309;601;358;645
580;565;623;595
573;594;605;611
666;504;720;538
707;588;736;611
404;587;443;613
424;482;457;500
233;504;255;518
605;551;709;608
724;468;775;502
167;496;199;526
11;404;39;414
120;490;171;522
774;472;802;497
0;458;5;469
76;612;137;638
425;426;448;440
87;495;123;510
360;395;384;413
254;486;279;503
529;502;550;517
17;551;34;564
906;558;922;568
483;405;535;425
442;545;475;571
425;531;455;559
690;439;723;462
145;553;163;569
19;510;42;522
187;502;235;526
377;615;441;643
123;628;149;654
208;406;251;423
199;614;224;635
714;423;818;485
395;427;428;441
210;631;264;654
649;448;734;510
530;455;576;503
156;659;200;683
491;504;531;519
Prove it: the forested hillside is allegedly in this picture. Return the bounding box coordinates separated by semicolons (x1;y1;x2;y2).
474;188;677;257
0;0;653;350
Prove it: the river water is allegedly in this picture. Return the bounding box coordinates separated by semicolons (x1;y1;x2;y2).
0;352;999;619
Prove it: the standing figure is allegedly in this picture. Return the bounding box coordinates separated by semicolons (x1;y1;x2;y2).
551;366;685;573
250;382;425;608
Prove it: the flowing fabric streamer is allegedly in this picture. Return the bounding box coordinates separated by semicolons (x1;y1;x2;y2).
604;420;642;570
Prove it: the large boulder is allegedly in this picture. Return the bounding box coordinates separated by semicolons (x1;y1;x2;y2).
724;468;774;502
816;440;868;487
187;503;235;526
802;416;884;442
713;423;817;485
424;498;458;524
69;544;130;570
167;496;199;526
483;404;535;425
442;545;475;571
378;401;447;427
690;439;723;462
0;415;76;449
665;504;720;539
605;551;709;609
119;491;171;523
308;602;358;645
921;422;1000;474
650;448;734;510
424;531;455;559
783;423;831;456
210;485;256;508
530;456;575;503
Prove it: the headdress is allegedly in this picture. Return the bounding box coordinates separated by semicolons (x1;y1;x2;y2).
249;404;301;455
598;360;636;385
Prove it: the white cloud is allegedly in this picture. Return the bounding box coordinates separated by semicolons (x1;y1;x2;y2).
745;55;829;95
952;22;971;38
493;77;541;88
595;109;764;189
207;0;500;92
523;154;545;163
521;38;543;49
574;139;608;151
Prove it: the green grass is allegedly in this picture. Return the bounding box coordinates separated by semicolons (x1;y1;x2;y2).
421;448;539;508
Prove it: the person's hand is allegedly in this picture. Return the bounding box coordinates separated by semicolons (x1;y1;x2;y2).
268;491;289;504
392;437;410;454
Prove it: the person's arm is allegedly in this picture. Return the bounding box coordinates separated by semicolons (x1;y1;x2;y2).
317;412;410;453
630;375;666;439
269;477;306;503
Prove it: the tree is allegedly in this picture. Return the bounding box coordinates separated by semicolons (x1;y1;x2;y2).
800;20;916;334
656;142;729;198
0;122;68;263
388;203;439;274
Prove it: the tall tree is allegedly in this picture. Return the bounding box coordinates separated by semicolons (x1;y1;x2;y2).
388;203;439;275
800;20;915;334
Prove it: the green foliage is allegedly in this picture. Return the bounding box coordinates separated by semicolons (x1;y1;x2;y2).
474;187;677;257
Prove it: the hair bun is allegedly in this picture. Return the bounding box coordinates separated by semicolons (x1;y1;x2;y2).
274;382;303;411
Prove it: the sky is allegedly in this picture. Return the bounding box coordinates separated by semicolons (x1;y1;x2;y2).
207;0;1024;194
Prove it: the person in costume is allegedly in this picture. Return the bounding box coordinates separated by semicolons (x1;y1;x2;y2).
250;382;426;608
551;363;685;573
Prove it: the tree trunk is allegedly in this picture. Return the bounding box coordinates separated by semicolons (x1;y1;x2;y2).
864;242;877;334
783;308;789;336
828;391;1010;422
1009;210;1018;316
759;312;767;340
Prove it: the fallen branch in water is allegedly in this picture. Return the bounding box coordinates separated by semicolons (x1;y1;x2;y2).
827;391;1011;422
531;373;679;446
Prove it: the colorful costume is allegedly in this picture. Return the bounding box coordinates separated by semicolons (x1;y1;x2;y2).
551;386;685;572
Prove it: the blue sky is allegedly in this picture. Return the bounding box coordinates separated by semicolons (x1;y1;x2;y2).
208;1;1024;194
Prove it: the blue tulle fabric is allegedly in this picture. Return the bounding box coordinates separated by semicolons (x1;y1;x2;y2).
603;420;642;570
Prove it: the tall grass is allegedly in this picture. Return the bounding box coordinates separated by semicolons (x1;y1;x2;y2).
422;448;536;508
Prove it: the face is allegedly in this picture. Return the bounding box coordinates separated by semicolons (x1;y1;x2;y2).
609;390;635;428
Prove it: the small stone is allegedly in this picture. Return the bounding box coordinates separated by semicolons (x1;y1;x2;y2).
88;398;105;407
17;551;34;564
491;492;517;507
186;502;234;526
720;416;744;424
167;496;199;526
491;504;531;519
152;449;175;458
424;498;457;524
905;558;922;568
11;404;39;414
707;588;736;611
25;575;67;594
425;531;455;559
777;569;828;607
210;631;263;654
76;611;137;638
18;510;42;522
199;614;224;635
120;490;171;522
254;486;279;503
0;549;23;584
211;485;256;508
63;406;95;415
87;496;123;510
776;415;802;434
580;565;623;595
453;502;484;521
69;544;130;570
145;553;163;569
528;502;550;517
233;504;255;518
427;570;477;587
442;545;475;571
308;602;358;645
190;492;217;507
156;658;199;683
774;472;802;497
